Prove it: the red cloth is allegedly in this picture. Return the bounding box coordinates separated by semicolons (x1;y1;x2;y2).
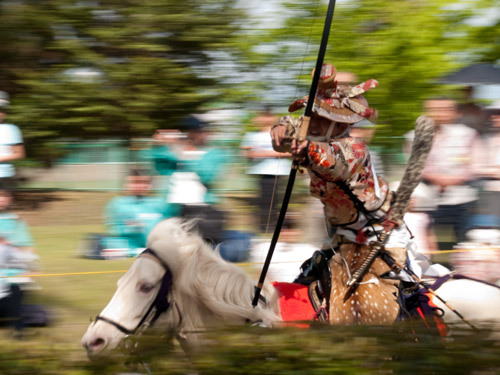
272;282;315;327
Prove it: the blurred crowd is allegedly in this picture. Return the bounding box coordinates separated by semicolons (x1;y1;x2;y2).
405;96;500;284
0;91;45;336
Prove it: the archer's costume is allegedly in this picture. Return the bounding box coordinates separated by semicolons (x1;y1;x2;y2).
272;63;448;325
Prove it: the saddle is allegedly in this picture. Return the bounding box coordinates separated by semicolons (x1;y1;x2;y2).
296;247;448;334
294;250;333;322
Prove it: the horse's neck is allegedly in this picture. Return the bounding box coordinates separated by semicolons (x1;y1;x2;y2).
171;288;237;338
174;249;280;327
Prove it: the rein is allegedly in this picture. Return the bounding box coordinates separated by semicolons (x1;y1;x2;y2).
95;248;174;336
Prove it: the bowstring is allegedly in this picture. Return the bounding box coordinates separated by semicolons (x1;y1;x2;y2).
263;0;323;242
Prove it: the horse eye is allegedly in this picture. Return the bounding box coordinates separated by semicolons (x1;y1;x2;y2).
139;283;154;293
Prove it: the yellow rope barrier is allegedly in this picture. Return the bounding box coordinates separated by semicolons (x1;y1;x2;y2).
0;270;128;278
0;247;498;279
425;246;500;255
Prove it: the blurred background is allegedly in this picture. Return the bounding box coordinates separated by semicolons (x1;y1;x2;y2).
0;0;500;372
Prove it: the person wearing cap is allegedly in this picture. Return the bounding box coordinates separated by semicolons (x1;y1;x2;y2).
0;91;25;189
149;115;228;243
270;63;449;323
150;115;227;206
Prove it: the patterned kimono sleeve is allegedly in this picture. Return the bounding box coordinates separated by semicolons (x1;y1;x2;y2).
306;138;369;182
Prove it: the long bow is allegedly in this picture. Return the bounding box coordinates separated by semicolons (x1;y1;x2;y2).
252;0;338;308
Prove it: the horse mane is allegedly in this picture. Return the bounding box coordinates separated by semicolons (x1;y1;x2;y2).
147;218;281;328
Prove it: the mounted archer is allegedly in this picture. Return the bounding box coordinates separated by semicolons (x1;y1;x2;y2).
271;63;449;325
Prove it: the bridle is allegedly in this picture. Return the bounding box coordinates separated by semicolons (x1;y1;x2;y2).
94;248;175;336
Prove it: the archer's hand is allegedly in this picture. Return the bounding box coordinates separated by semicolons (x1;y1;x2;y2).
271;124;308;159
270;124;289;152
290;138;308;163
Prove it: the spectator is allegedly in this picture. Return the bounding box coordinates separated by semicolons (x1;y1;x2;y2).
421;98;482;247
451;214;500;284
151;115;228;243
333;71;386;177
0;91;25;190
152;115;227;206
477;101;500;219
150;128;186;178
80;169;173;259
100;168;174;258
458;86;488;135
240;106;291;233
0;185;39;333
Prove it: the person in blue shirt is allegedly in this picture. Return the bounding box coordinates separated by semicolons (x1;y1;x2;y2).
149;116;253;259
149;116;229;244
151;115;227;206
0;186;38;332
99;168;177;258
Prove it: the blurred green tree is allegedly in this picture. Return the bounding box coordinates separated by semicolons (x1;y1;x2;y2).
1;0;497;165
0;0;243;164
249;0;499;152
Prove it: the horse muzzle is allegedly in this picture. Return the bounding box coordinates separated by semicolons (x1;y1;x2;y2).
81;320;125;359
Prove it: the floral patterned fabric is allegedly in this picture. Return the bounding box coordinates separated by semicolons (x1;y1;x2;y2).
276;115;389;228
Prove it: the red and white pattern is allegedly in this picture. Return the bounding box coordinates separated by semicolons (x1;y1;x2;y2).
307;137;389;226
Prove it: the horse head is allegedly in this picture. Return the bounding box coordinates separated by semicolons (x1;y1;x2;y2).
82;218;281;359
81;249;178;358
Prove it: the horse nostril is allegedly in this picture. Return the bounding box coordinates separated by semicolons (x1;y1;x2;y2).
89;337;106;351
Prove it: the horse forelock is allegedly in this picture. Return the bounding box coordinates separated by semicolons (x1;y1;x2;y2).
146;218;203;275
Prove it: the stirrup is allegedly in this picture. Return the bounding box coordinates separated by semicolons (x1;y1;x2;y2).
308;281;328;323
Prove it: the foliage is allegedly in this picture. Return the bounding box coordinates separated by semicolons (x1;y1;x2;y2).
0;0;243;164
0;204;496;374
1;0;499;165
461;0;500;63
0;325;499;374
252;0;499;149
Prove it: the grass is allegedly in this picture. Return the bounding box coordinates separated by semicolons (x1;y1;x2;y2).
4;225;135;350
0;203;496;374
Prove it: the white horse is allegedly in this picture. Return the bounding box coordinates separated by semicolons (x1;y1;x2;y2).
81;218;281;359
82;219;500;359
427;277;500;335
